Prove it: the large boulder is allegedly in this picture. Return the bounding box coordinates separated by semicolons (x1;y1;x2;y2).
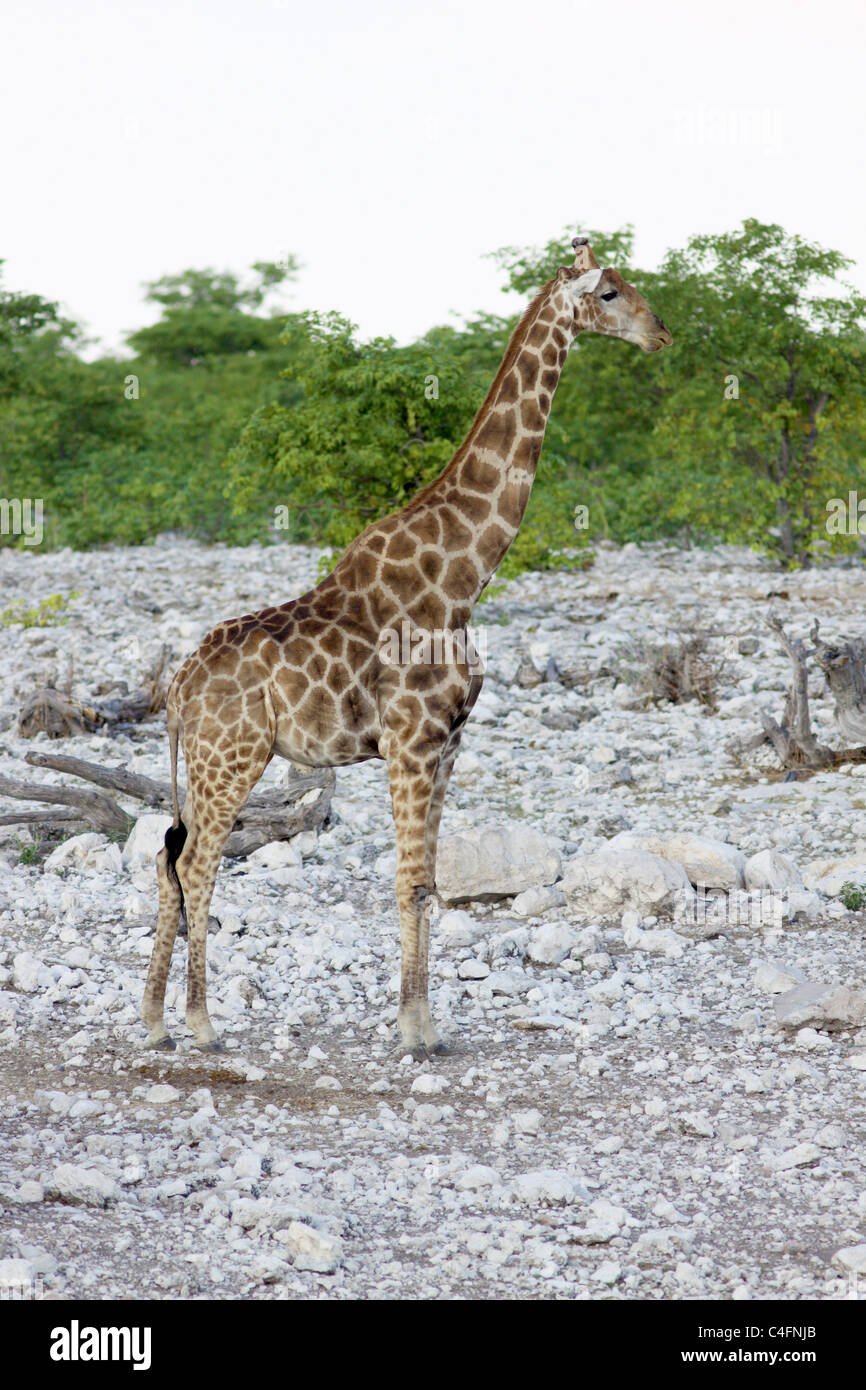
526;923;579;966
744;849;803;892
802;854;866;897
122;814;173;871
436;824;560;903
773;982;866;1031
561;849;694;919
659;833;746;891
607;830;745;890
44;833;108;872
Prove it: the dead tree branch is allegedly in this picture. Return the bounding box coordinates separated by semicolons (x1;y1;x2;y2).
0;755;335;858
757;617;866;772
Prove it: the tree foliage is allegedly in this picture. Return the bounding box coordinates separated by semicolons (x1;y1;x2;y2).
1;224;864;569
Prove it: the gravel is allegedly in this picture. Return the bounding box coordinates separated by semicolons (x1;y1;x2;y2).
0;535;865;1300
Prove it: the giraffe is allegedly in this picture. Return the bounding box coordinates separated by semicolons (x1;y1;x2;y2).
141;235;672;1057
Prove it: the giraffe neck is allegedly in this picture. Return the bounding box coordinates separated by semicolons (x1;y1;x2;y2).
416;275;576;591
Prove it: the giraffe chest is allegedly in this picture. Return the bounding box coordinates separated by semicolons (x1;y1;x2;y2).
270;664;383;768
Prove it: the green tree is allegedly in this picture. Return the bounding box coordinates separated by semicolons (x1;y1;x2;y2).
127;259;299;365
648;220;866;563
0;258;305;548
226;310;489;550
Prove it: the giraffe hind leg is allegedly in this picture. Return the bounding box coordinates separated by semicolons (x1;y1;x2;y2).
141;840;185;1049
177;742;273;1049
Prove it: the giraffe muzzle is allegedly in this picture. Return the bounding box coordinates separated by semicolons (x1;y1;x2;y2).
642;320;673;352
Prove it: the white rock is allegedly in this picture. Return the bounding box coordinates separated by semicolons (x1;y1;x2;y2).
16;1181;44;1204
814;1124;846;1149
231;1197;273;1228
457;958;490;980
411;1073;449;1096
44;832;107;872
594;1135;624;1155
510;1169;583;1204
457;1165;500;1190
784;888;822;921
484;970;527;997
437;910;487;948
436;823;561;902
50;1164;119;1206
745;849;803;892
803;854;866;897
753;961;808;994
562;849;694;920
145;1084;180;1104
590;745;618;764
412;1104;445;1126
834;1244;866;1275
283;1222;343;1273
374;848;397;877
249;1253;289;1284
0;1258;36;1289
774;1143;821;1170
659;833;746;890
511;885;566;918
526;923;578;966
593;1260;622;1285
245;840;302;870
512;1109;542;1135
234;1149;264;1178
680;1111;715;1137
774;983;866;1031
122;814;173;870
12;952;45;992
623;922;686;958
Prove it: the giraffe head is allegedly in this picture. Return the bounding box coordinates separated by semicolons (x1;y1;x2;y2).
563;236;673;353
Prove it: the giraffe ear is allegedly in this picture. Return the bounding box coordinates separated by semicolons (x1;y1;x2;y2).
572;268;603;295
571;236;600;273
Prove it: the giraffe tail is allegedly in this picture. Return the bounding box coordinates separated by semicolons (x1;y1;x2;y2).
163;714;188;902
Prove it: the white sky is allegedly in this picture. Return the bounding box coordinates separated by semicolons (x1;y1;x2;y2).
4;0;865;356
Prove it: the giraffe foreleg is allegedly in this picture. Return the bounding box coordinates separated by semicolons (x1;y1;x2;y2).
387;747;447;1054
423;733;462;888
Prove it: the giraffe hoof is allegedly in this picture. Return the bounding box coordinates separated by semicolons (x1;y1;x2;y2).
146;1035;176;1052
195;1038;225;1054
408;1041;450;1063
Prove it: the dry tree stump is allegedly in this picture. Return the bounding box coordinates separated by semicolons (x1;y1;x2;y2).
17;649;172;738
757;617;866;773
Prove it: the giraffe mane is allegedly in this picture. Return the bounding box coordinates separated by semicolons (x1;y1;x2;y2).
407;272;567;508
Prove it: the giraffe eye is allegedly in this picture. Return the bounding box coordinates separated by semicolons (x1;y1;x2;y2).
600;291;618;302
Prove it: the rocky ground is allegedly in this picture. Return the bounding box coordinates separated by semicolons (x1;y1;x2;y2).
0;536;865;1301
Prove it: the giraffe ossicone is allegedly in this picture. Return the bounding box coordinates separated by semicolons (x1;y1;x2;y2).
141;235;672;1057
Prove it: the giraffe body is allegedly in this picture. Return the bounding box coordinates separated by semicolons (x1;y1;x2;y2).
142;237;672;1055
